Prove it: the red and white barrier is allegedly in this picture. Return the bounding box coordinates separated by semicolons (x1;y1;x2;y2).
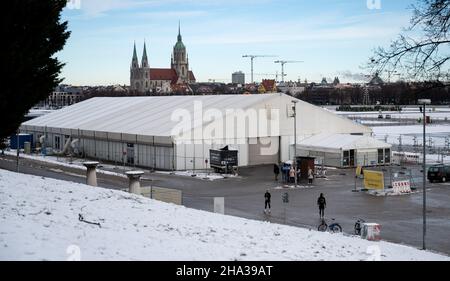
361;223;381;241
392;180;412;194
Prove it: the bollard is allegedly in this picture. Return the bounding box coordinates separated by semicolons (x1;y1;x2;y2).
125;171;145;195
82;161;99;186
24;142;31;154
214;197;225;214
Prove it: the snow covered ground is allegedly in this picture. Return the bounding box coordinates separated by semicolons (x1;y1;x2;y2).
0;169;448;261
372;125;450;146
3;150;127;178
155;170;239;181
335;109;450;121
4;150;235;181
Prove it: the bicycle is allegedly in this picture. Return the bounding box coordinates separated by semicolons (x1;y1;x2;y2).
354;218;365;236
317;218;342;233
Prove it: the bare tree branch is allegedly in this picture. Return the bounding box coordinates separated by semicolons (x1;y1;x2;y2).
368;0;450;81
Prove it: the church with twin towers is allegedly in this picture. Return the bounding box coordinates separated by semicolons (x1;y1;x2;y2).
130;23;196;93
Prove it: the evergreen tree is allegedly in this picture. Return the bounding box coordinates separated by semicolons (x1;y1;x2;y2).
0;0;70;141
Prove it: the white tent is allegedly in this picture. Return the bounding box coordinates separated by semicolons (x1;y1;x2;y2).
21;93;376;170
297;133;392;167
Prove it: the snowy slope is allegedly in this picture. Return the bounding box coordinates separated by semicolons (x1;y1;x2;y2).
0;169;447;261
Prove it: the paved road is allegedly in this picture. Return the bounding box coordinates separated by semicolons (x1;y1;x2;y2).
1;154;449;255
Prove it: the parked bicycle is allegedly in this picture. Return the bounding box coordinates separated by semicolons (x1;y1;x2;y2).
317;218;342;233
354;218;365;236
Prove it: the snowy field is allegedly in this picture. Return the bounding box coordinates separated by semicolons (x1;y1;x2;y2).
0;169;448;261
372;125;450;147
325;107;450;149
334;108;450;121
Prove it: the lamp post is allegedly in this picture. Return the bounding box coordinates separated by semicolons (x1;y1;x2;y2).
16;129;20;173
292;100;298;188
418;98;431;250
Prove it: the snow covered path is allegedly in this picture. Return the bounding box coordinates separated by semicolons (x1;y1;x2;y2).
0;169;448;261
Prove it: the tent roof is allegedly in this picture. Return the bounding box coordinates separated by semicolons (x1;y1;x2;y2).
22;94;276;137
297;133;391;152
22;93;372;140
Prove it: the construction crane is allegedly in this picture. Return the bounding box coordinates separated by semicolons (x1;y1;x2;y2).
242;55;277;83
274;60;304;83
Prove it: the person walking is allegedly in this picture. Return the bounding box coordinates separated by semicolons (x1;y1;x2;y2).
296;167;301;183
264;190;271;214
317;193;326;218
308;167;314;185
282;163;289;183
289;166;295;184
273;163;280;181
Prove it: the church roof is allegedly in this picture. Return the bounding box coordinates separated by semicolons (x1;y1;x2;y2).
188;71;196;82
149;68;178;84
262;79;276;91
145;68;196;84
174;41;186;50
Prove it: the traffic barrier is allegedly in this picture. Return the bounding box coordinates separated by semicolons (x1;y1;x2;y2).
392;180;412;193
361;223;381;241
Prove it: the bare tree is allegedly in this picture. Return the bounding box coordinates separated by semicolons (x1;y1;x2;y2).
370;0;450;81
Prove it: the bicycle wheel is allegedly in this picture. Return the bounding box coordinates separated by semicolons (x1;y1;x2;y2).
330;224;342;233
318;223;327;232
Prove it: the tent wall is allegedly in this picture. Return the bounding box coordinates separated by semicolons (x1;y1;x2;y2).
357;148;391;167
270;95;372;137
248;137;279;166
175;140;249;171
297;149;342;167
280;136;291;163
356;150;378;167
20;127;175;170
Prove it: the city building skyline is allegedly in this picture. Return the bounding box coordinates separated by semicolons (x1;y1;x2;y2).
59;0;415;85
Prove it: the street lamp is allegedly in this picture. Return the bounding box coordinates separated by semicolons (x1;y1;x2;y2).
418;98;431;250
16;129;20;173
292;100;298;188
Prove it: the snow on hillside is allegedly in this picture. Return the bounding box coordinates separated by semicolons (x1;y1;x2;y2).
0;169;447;261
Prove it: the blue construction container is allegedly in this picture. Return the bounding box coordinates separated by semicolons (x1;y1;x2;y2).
10;134;33;150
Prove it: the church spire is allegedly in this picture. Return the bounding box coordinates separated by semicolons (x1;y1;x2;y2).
131;41;139;69
177;21;182;42
141;40;149;68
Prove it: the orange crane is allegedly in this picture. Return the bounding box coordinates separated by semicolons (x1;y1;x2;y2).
242;55;277;83
274;60;304;82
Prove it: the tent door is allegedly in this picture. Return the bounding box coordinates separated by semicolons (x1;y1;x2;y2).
127;143;135;165
349;149;355;167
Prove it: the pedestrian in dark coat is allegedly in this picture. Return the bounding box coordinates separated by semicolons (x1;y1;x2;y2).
273;164;280;181
317;193;326;218
264;190;271;213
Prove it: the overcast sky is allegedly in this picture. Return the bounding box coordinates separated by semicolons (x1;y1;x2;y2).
59;0;416;85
